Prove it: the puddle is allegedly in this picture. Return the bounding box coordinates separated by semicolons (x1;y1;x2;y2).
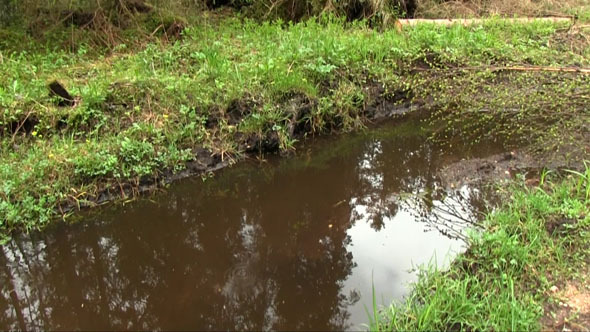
0;117;504;330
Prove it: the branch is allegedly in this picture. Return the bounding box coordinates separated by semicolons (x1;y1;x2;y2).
396;16;574;28
413;65;590;74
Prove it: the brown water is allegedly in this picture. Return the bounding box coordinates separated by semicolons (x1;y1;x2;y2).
0;118;502;331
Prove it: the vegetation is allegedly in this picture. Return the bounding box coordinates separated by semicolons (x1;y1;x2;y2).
369;167;590;331
0;1;588;239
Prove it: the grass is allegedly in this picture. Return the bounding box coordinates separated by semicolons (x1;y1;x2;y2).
0;8;588;239
369;165;590;331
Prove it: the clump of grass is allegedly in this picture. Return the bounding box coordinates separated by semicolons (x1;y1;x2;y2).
370;166;590;331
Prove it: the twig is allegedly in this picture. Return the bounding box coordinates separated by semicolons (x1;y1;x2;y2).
492;66;590;74
150;24;164;37
264;0;286;19
11;111;33;143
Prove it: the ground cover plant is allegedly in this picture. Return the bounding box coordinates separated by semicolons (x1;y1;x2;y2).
369;166;590;331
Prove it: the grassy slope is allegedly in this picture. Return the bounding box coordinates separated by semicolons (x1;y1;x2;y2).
371;168;590;331
0;14;588;240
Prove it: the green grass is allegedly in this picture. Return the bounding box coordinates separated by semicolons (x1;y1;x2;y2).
0;13;588;239
370;166;590;331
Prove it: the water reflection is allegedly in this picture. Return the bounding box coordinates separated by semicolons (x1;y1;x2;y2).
0;119;500;331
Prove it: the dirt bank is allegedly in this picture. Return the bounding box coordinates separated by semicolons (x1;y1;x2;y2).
57;85;420;215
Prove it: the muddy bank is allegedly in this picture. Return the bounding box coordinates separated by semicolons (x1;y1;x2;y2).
438;150;538;187
438;148;587;189
58;79;583;219
57;84;421;215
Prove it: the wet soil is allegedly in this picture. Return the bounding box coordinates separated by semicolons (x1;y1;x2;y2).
56;82;421;215
438;143;589;190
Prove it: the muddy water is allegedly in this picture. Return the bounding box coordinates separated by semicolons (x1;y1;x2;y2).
0;118;503;331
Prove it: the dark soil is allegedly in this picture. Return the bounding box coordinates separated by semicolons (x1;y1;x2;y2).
118;0;153;13
363;82;421;121
545;216;579;237
282;92;315;137
62;10;96;28
6;115;39;137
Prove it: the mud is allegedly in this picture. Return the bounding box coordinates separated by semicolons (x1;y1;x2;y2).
226;95;258;125
164;21;185;39
48;81;75;107
282;92;315;137
545;216;579;237
437;150;541;188
363;81;423;121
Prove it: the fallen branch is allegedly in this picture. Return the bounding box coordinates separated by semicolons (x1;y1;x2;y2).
396;17;574;29
413;65;590;74
10;110;33;143
490;66;590;74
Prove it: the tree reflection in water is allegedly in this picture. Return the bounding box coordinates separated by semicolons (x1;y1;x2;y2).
0;119;502;330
